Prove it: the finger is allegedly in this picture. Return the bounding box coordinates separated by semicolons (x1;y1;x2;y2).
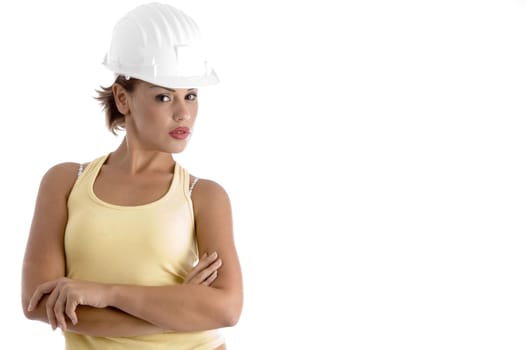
186;252;209;281
28;281;56;311
195;251;218;272
206;251;218;263
184;258;204;283
198;251;217;267
46;287;60;330
54;289;68;330
65;298;79;325
188;257;219;285
195;258;222;284
202;270;218;286
184;252;214;284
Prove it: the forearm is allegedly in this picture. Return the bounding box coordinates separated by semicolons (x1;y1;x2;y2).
25;295;166;337
66;306;167;337
109;284;240;332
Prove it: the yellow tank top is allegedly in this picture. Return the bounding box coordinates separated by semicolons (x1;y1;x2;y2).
63;154;224;350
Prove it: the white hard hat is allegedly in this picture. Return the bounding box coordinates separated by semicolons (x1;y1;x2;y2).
102;2;219;88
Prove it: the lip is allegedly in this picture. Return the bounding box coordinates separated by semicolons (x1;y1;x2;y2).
169;127;191;140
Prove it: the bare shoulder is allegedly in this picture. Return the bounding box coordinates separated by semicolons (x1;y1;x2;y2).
39;162;83;197
191;178;230;200
190;178;231;215
191;178;228;195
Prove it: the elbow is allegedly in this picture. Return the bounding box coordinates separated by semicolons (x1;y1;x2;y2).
223;310;240;328
24;309;37;321
22;296;45;322
221;297;242;327
22;307;31;320
22;304;38;321
21;298;33;320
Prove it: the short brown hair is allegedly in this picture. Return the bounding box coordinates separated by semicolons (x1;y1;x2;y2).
95;75;140;134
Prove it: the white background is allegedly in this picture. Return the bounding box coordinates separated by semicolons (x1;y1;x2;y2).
1;0;525;349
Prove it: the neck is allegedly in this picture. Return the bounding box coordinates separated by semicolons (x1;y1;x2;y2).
107;138;175;174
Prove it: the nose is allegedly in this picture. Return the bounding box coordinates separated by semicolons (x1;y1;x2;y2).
172;101;191;121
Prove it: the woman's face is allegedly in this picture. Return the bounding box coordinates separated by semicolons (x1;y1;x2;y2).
123;81;198;153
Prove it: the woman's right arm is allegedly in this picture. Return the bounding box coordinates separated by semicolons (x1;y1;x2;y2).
21;163;165;337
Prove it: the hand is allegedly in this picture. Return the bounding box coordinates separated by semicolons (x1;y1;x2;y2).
27;277;109;331
183;252;222;286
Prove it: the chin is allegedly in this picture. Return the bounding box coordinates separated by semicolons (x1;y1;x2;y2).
168;145;188;154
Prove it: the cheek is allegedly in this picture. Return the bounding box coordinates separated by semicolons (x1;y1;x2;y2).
137;105;170;125
189;105;198;122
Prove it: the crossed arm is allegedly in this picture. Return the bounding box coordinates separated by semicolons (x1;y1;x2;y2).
21;163;243;337
24;252;225;336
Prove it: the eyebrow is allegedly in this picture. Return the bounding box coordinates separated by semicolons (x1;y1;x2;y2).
149;86;197;92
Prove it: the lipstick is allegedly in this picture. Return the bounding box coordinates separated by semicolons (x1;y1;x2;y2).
169;127;190;140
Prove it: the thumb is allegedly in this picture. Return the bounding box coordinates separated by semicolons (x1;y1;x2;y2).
27;280;57;311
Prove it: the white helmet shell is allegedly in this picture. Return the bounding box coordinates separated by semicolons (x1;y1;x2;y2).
102;2;219;88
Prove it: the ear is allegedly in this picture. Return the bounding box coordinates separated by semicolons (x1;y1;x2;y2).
112;84;130;115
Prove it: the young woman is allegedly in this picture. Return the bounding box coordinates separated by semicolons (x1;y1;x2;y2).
21;3;242;349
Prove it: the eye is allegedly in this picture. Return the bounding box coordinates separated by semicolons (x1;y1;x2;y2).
186;92;198;101
156;94;171;102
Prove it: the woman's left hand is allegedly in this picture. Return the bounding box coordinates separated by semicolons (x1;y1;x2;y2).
27;277;110;331
184;252;222;286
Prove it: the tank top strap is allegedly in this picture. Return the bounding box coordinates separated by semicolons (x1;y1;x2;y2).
189;177;199;195
176;162;191;196
85;154;109;178
73;154;108;185
77;163;84;178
